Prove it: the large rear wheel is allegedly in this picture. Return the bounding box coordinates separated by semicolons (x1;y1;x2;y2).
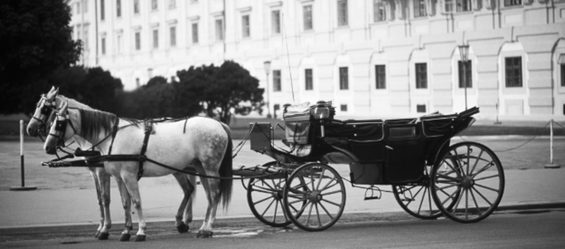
431;142;505;223
283;163;346;231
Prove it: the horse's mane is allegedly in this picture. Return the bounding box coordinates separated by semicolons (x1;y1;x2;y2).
79;109;119;139
57;95;96;111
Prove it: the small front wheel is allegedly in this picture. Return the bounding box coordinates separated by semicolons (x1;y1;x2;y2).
247;162;292;227
283;163;346;232
431;142;505;223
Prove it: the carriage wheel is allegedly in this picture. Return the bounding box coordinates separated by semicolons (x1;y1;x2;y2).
283;163;346;232
431;142;505;223
392;166;442;219
247;162;293;227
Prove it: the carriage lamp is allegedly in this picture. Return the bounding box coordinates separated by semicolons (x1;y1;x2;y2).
264;60;272;118
458;44;470;110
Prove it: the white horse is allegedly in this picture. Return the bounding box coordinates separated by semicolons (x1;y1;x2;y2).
27;87;197;240
44;101;233;241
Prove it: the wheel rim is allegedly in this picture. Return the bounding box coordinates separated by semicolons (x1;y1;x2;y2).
431;142;505;223
283;163;346;231
393;168;442;219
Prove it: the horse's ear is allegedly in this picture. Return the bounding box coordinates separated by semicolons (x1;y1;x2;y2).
47;86;59;99
58;101;68;115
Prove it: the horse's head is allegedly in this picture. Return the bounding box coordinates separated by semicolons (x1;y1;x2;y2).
27;86;59;137
44;101;78;155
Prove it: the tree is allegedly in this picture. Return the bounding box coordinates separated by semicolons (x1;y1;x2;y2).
0;0;81;114
177;61;264;123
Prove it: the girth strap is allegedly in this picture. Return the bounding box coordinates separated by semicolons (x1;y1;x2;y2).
138;119;154;181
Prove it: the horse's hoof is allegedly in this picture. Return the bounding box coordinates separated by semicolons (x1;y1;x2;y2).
94;231;100;238
196;230;213;238
97;232;110;240
135;235;146;242
119;233;131;242
177;223;189;233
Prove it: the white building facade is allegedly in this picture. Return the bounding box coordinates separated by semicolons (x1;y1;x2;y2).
70;0;565;121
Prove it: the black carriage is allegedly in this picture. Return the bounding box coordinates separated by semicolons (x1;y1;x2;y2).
242;101;505;231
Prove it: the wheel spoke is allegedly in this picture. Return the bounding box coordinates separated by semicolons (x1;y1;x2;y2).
474;182;500;193
253;196;274;206
469;150;484;175
471;185;494;206
260;198;277;217
469;188;483;216
473;174;500;182
321;198;342;208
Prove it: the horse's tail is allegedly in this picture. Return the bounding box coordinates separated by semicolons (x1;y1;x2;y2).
219;122;233;209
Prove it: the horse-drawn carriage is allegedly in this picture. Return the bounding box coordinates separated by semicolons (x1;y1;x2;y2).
240;101;504;231
34;88;504;240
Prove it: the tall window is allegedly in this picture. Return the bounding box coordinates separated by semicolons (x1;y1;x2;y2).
152;29;159;49
339;67;349;90
215;19;224;41
83;26;89;50
100;0;105;21
458;61;472;88
101;37;106;55
375;65;386;89
504;0;522;6
273;70;282;92
505;57;522;87
561;64;565;87
303;5;313;31
415;63;428;89
305;69;313;90
170;26;176;47
457;0;472;12
414;0;427;17
116;0;121;17
192;23;199;43
337;0;348;26
135;31;141;50
168;0;176;9
373;0;386;22
117;33;122;54
134;0;140;14
272;10;281;34
151;0;158;10
242;14;250;38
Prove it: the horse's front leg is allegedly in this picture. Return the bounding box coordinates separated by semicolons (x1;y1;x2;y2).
173;173;195;233
115;178;134;242
122;175;147;242
90;167;112;240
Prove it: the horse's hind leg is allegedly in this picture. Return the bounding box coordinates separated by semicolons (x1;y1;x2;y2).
173;172;195;233
196;169;221;238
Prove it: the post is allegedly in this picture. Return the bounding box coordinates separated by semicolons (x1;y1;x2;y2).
545;119;561;169
264;60;272;118
10;120;37;191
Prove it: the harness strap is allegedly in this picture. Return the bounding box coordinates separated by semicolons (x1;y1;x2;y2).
108;116;120;155
137;119;154;181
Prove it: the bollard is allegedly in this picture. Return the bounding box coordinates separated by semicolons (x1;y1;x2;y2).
9;120;37;191
544;119;561;169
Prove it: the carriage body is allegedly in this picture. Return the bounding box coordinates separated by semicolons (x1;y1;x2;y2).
249;102;478;185
247;102;504;231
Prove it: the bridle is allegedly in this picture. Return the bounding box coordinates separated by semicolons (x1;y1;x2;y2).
32;94;57;138
48;109;77;149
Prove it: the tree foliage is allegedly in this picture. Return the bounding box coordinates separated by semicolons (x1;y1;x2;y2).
0;0;81;114
176;60;264;123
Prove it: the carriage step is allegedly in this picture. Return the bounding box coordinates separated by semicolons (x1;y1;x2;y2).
364;186;382;200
